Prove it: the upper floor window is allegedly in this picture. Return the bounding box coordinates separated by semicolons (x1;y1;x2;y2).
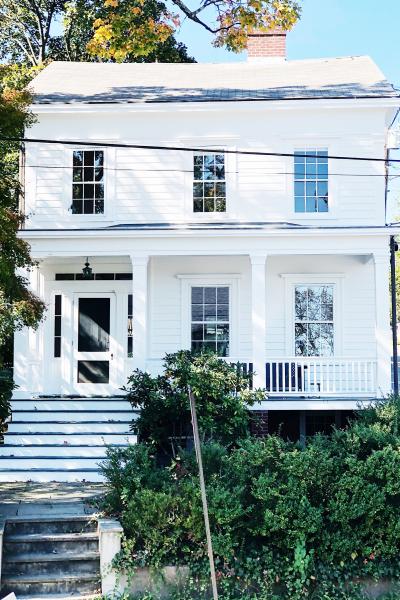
295;285;334;356
72;150;104;214
294;149;328;213
193;153;226;213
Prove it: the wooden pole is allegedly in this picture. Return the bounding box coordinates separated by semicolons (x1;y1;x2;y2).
188;388;219;600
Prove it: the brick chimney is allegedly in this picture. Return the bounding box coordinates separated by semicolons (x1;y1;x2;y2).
247;27;287;63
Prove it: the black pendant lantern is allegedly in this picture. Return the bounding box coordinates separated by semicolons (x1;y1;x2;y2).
82;257;93;279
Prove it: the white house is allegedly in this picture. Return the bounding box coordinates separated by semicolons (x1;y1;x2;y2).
2;30;400;481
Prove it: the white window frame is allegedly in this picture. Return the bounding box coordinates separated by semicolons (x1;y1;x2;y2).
64;146;114;221
285;141;338;220
177;274;240;358
293;148;329;215
281;273;345;356
182;142;238;220
192;152;227;214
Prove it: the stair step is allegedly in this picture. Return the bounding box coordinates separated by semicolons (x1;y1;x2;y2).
0;470;104;482
11;399;133;411
5;516;97;536
0;457;103;469
3;556;100;577
12;411;134;422
7;422;131;433
16;594;100;600
4;433;137;445
2;573;100;585
4;552;100;563
7;532;97;542
5;536;99;556
0;445;122;457
1;572;101;597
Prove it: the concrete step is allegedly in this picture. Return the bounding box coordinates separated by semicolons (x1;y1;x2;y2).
3;555;100;577
11;410;135;423
4;433;137;445
4;551;99;563
17;594;100;600
0;470;104;482
7;422;131;433
0;444;124;457
1;573;101;597
5;516;97;536
0;457;103;470
11;399;132;411
4;532;99;556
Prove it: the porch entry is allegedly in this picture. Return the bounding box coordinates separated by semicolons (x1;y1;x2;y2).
72;292;116;394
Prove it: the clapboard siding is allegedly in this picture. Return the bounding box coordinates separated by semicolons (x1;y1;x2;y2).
24;106;387;229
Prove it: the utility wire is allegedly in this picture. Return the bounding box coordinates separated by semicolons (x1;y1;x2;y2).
1;164;397;177
1;136;399;164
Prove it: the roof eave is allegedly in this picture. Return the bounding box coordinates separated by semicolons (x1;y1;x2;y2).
31;95;400;114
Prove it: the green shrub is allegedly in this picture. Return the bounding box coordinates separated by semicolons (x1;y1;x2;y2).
100;396;400;599
0;368;13;432
123;351;264;455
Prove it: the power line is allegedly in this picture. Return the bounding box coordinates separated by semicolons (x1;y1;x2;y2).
1;136;399;164
1;164;397;177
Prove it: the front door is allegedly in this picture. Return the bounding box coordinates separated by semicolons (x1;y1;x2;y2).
73;293;116;395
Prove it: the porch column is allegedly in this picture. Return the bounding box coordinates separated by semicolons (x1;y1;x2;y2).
250;254;267;389
130;255;149;371
374;251;392;396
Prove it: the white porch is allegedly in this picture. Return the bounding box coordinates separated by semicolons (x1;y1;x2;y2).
13;246;392;407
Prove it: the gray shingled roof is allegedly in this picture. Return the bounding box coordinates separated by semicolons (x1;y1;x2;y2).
30;56;398;104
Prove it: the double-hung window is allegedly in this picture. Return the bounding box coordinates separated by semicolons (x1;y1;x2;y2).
193;153;226;212
294;285;334;356
191;286;230;356
72;150;104;214
294;149;328;213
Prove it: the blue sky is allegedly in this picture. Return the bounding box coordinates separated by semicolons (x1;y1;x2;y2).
177;0;399;87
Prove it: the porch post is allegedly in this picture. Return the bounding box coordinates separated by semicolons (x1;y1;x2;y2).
130;255;149;372
250;254;267;389
374;251;392;397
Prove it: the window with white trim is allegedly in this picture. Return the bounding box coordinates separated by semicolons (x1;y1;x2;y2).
294;285;334;356
72;150;104;214
294;149;328;213
193;153;226;212
191;286;229;356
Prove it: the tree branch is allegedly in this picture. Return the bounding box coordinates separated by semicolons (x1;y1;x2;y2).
169;0;221;33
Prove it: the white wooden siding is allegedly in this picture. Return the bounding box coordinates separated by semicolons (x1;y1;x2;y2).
24;106;387;229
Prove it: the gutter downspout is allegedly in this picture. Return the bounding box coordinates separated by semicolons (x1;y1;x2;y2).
390;236;399;396
386;109;400;393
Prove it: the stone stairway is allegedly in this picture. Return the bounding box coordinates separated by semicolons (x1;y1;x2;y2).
0;397;137;482
1;515;101;598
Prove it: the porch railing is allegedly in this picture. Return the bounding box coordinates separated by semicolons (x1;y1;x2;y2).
265;358;377;396
146;357;377;396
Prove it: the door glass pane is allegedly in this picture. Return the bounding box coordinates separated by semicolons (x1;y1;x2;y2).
78;360;109;383
78;298;110;351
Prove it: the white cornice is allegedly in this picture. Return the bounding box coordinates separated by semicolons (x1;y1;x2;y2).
30;97;400;115
18;225;400;241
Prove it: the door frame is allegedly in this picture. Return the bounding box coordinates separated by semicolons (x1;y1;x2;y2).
71;291;117;395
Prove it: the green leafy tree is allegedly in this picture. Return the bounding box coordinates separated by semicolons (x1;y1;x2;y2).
0;0;194;65
0;65;45;358
124;350;264;456
88;0;300;61
0;0;299;65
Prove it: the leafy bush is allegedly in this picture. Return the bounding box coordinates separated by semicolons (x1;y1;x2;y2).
100;396;400;599
0;368;13;432
123;351;264;455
